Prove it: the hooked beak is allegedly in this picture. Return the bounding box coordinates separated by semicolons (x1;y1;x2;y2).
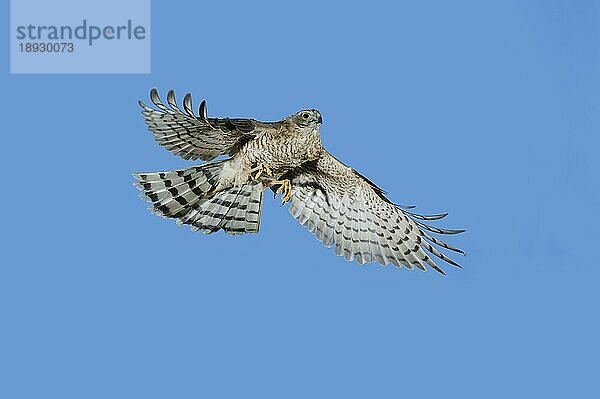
317;115;323;124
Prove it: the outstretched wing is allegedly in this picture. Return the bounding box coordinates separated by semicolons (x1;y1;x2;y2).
139;88;277;161
283;151;465;274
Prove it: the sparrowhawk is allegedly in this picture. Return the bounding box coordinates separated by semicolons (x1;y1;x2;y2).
134;89;465;274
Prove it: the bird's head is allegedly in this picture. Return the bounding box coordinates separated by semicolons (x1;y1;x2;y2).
292;109;323;128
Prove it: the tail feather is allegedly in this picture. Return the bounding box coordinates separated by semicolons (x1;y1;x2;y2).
192;185;262;234
134;161;263;234
238;184;263;233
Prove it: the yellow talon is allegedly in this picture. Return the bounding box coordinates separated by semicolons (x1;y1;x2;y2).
275;179;292;204
250;163;273;180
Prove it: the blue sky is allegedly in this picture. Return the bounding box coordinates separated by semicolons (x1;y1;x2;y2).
1;1;599;398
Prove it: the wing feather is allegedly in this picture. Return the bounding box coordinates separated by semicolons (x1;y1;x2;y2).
284;151;465;274
139;88;277;161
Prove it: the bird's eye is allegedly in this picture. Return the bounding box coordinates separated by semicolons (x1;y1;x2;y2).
302;113;309;119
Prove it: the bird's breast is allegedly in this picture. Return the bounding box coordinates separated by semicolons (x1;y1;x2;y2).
272;130;322;169
241;128;322;177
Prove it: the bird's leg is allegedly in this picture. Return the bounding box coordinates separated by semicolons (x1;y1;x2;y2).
249;162;274;181
272;179;293;204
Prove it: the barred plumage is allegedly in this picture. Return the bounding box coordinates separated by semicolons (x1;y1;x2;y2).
134;162;263;234
281;153;465;274
134;88;465;274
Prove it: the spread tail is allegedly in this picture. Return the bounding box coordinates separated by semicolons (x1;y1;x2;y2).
134;161;263;234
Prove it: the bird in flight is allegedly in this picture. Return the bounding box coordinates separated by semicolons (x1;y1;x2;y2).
134;89;465;274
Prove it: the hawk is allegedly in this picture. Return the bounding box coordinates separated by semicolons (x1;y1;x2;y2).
134;89;465;274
